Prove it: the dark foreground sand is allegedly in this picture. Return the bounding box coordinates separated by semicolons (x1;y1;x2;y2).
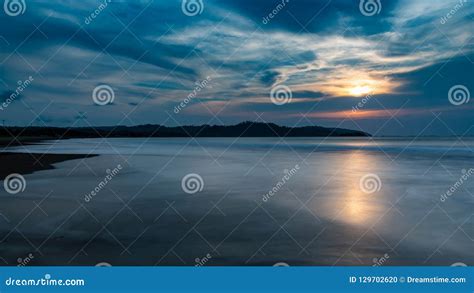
0;137;95;179
0;152;96;179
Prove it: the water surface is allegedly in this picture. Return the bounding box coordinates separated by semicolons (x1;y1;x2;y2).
1;137;473;266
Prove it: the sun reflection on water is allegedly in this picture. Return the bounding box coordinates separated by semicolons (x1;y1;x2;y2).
312;151;387;226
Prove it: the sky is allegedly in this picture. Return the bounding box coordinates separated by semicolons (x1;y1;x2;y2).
0;0;473;136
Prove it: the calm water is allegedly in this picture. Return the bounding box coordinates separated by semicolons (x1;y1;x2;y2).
1;137;473;266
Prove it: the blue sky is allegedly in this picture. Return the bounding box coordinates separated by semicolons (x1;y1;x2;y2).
0;0;473;136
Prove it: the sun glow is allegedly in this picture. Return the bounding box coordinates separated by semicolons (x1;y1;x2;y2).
291;70;400;98
349;85;373;97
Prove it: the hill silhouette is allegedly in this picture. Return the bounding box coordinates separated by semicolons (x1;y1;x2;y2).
0;121;370;139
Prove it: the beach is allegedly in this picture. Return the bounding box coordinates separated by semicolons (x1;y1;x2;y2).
0;137;473;266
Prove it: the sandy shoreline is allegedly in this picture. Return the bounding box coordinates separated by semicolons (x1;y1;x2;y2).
0;152;97;180
0;137;96;179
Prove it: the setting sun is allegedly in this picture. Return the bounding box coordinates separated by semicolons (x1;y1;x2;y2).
292;71;398;98
349;85;373;97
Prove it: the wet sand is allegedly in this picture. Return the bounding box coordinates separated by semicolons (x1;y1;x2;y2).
0;138;472;266
0;137;95;179
0;152;97;179
0;142;97;266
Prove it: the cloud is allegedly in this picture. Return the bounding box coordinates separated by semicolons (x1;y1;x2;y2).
0;0;472;135
0;91;17;103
